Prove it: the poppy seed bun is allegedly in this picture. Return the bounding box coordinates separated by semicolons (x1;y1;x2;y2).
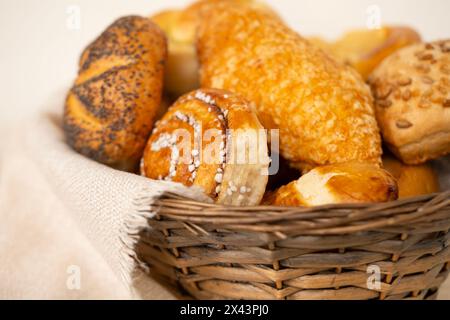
63;16;167;171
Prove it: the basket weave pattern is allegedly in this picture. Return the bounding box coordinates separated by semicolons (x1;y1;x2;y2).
138;191;450;300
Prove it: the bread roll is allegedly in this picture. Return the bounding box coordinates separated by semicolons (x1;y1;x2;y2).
369;40;450;164
150;0;275;97
63;16;167;172
330;26;421;80
197;3;382;172
265;163;398;207
151;9;199;97
141;89;270;206
383;155;440;198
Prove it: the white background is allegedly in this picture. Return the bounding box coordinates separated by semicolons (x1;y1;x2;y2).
0;0;449;127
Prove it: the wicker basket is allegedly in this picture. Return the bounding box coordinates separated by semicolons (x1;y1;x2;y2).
137;190;450;300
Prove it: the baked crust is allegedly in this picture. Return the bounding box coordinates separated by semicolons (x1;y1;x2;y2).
150;0;274;96
63;16;167;172
265;162;398;207
383;155;439;199
369;40;450;164
329;26;421;80
197;3;382;171
141;89;269;206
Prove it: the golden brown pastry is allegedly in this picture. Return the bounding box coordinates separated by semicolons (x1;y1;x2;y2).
329;26;421;80
150;0;275;97
197;3;382;172
141;89;270;206
63;16;167;172
383;155;440;198
369;40;450;165
265;163;398;207
151;9;199;97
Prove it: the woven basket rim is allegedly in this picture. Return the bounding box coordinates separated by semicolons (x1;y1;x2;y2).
151;190;450;237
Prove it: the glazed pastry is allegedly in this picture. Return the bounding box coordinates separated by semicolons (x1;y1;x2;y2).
141;89;270;206
383;155;440;199
265;163;398;207
151;0;273;96
63;16;167;172
197;3;382;172
329;26;421;80
369;40;450;165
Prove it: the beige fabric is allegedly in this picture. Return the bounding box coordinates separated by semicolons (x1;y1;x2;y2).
0;93;449;299
0;94;209;299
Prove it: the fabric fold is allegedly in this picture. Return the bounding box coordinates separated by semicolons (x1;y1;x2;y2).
22;108;210;292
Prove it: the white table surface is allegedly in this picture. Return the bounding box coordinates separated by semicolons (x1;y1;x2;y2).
0;0;449;126
0;0;449;299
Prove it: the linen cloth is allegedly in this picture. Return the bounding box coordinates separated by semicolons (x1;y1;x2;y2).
0;92;209;299
0;92;449;299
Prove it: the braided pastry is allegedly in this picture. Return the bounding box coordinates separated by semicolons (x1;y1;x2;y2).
63;16;167;172
197;3;382;172
141;89;270;206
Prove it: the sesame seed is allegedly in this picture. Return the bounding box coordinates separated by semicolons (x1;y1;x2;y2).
415;63;431;74
422;76;434;84
376;86;392;99
419;99;432;108
441;64;450;75
397;76;412;86
402;89;412;101
377;100;392;108
418;53;434;61
396;119;413;129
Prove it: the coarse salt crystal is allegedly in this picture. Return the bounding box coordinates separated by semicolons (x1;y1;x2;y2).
215;173;223;183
